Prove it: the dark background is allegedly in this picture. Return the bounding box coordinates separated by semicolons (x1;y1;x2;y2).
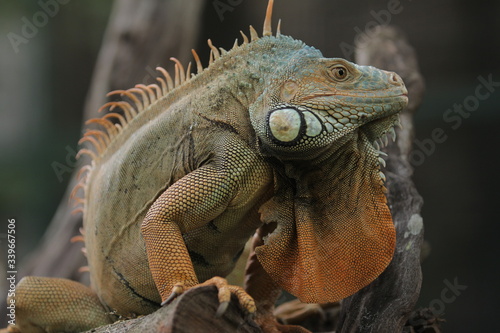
1;0;499;331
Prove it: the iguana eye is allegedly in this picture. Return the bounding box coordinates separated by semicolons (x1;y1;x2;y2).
330;66;348;81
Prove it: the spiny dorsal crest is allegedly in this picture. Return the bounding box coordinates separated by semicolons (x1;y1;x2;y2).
71;0;280;213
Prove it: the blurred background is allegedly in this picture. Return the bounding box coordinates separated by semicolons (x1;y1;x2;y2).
1;0;499;331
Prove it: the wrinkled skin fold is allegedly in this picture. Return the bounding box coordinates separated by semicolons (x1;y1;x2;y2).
256;130;396;303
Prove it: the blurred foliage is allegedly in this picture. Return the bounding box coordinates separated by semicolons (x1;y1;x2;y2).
0;1;113;258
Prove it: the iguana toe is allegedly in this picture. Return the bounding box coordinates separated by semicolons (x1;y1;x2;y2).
199;276;257;315
160;277;256;316
215;301;230;317
161;282;185;306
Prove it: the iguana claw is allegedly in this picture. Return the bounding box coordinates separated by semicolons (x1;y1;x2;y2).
215;301;230;317
161;292;179;306
200;276;256;315
161;282;185;306
160;277;256;316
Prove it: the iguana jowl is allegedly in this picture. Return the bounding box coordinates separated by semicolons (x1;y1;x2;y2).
7;0;408;332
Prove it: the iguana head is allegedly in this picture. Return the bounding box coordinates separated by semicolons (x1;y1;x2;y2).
250;49;407;159
250;0;408;304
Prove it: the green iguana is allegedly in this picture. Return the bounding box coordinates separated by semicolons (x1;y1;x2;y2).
7;1;408;332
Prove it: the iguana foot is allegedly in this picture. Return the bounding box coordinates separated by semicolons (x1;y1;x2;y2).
162;276;256;316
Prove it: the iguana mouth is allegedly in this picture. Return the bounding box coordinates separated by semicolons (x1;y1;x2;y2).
358;92;407;152
358;112;402;181
363;114;401;150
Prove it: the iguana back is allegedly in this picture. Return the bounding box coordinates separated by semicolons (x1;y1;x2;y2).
80;31;311;316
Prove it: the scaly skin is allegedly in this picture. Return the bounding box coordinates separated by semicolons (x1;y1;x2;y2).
6;1;407;332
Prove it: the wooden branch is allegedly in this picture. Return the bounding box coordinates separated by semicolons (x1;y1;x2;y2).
85;286;261;333
336;26;426;333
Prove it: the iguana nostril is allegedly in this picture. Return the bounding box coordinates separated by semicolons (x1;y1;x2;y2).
389;72;402;85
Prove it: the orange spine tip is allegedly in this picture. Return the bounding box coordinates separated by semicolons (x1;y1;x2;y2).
76;148;98;161
71;197;85;206
156;67;174;91
209;49;214;65
79;136;103;155
71;207;84;215
240;31;249;44
78;266;90;273
128;87;149;108
114;101;137;122
149;83;162;98
103;113;127;128
106;89;126;98
77;165;92;179
69;182;85;202
249;25;259;41
263;0;274;36
70;235;85;243
191;49;203;74
98;102;113;113
185;62;192;80
156;76;168;95
136;84;157;103
85;129;110;146
121;90;144;111
207;39;221;60
170;57;185;84
86;118;119;136
173;63;180;87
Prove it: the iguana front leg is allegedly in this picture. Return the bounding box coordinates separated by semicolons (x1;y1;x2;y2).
141;142;270;314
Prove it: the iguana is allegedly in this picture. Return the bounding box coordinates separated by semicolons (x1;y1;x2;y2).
6;1;408;332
